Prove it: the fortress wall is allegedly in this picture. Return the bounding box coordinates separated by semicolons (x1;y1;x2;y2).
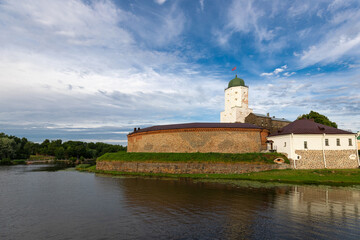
97;161;290;174
127;128;266;153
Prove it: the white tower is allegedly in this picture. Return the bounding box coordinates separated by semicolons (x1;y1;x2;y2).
220;75;252;123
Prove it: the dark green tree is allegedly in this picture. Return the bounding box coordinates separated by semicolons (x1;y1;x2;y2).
297;111;338;128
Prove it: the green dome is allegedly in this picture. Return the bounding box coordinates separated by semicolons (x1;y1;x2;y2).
228;75;245;88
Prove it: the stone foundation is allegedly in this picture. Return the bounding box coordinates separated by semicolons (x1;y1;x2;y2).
97;161;290;174
293;150;359;169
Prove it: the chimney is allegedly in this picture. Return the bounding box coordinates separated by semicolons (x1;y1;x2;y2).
138;127;140;130
267;113;270;117
134;128;136;132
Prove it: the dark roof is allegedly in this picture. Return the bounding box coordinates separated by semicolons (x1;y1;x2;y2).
253;113;291;122
227;75;246;88
269;119;353;136
129;122;262;135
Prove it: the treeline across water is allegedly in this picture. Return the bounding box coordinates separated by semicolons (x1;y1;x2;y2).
0;132;126;164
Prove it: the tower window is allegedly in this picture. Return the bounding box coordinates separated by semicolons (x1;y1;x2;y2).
349;138;352;146
325;139;329;146
235;98;238;101
336;139;340;146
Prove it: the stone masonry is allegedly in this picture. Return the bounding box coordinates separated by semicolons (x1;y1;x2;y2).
128;128;267;153
294;150;359;169
97;161;290;174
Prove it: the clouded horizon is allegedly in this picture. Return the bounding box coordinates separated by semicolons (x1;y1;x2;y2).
1;0;359;144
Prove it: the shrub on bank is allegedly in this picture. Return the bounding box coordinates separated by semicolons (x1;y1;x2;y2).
0;158;12;165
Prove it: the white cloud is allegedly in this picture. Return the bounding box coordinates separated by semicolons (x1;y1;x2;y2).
283;72;296;77
155;0;167;5
251;71;360;132
260;72;273;76
216;0;274;45
300;34;360;67
298;7;360;67
199;0;205;11
0;0;217;131
260;65;288;77
274;65;287;74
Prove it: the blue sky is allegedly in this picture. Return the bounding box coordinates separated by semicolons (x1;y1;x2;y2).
0;0;359;144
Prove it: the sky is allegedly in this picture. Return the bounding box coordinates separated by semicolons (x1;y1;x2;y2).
0;0;359;145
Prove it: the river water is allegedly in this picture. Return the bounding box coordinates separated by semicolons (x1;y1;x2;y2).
1;165;359;240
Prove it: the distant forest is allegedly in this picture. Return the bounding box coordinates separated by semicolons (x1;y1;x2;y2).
0;132;126;161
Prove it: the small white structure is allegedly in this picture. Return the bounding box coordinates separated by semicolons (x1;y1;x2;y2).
220;75;253;123
268;119;360;169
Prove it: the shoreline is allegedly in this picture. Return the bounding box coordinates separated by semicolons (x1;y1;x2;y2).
77;165;360;187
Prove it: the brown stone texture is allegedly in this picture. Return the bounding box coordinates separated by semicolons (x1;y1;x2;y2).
97;161;290;174
128;128;265;153
245;113;290;134
294;150;359;169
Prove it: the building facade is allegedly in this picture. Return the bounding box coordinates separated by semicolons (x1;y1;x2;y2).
267;119;359;169
245;113;290;134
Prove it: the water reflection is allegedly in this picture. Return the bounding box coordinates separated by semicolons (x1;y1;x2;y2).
1;165;359;240
96;176;360;239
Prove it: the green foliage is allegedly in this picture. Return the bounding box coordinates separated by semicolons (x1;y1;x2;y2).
97;152;289;164
75;164;91;170
12;159;26;164
0;158;12;165
0;132;127;161
297;110;338;128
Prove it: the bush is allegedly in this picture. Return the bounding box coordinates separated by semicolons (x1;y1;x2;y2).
12;159;26;164
75;164;91;170
0;158;12;165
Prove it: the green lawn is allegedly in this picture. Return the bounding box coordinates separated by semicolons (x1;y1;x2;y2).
97;151;289;164
77;165;360;187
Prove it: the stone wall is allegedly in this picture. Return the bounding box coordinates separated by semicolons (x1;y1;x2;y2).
128;128;267;153
245;113;290;134
97;161;290;174
293;150;359;169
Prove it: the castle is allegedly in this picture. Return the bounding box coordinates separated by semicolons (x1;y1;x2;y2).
126;75;359;169
127;75;287;153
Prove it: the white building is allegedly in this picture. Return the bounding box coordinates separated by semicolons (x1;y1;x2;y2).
220;75;252;123
267;119;360;169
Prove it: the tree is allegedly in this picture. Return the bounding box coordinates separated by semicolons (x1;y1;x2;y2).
54;147;65;160
297;111;338;128
0;137;16;159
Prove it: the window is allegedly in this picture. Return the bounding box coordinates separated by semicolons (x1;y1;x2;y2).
304;141;308;149
284;142;286;147
349;138;353;146
336;138;340;146
325;139;329;146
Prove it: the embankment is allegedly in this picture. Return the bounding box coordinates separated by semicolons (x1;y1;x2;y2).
96;161;289;174
96;152;290;174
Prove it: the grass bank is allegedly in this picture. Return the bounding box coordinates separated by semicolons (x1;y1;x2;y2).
97;152;289;164
77;165;360;187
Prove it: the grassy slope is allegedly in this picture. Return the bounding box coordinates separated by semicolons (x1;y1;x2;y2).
97;151;289;164
78;166;360;186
